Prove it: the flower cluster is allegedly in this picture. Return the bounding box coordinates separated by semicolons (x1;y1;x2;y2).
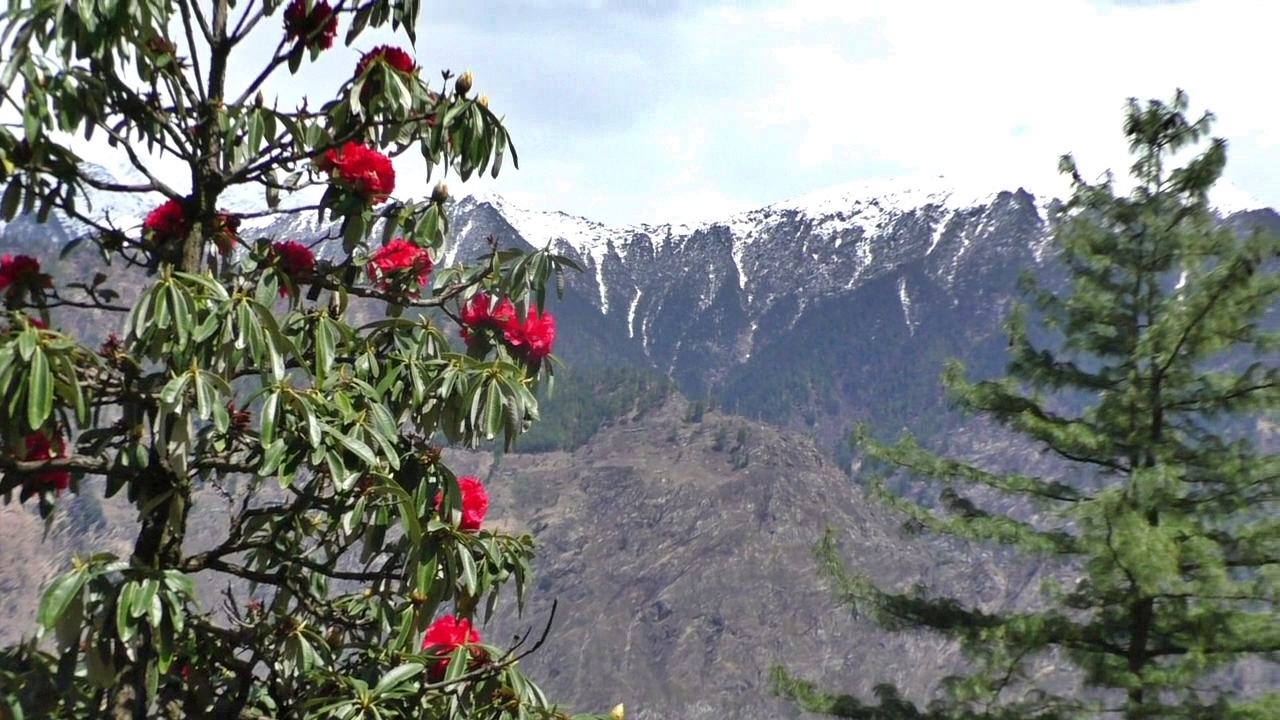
459;293;556;361
355;45;416;77
367;238;432;290
435;475;489;532
458;292;516;345
142;199;240;254
421;614;480;678
17;430;70;494
283;0;338;51
0;254;49;300
143;199;185;238
268;240;317;296
318;142;395;205
506;308;556;361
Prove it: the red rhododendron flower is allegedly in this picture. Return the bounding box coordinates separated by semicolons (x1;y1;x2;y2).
283;0;338;51
367;238;432;289
458;292;517;345
460;293;517;328
0;254;49;297
421;614;480;677
434;475;489;532
355;45;416;77
503;308;556;361
319;142;395;204
143;198;187;238
143;200;238;254
20;430;70;494
269;240;317;296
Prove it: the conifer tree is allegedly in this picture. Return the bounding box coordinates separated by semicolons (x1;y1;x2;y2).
775;91;1279;720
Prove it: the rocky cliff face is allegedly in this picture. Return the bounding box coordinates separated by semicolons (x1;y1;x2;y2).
450;397;1050;720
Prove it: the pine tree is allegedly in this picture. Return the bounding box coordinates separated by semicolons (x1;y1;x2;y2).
774;91;1279;720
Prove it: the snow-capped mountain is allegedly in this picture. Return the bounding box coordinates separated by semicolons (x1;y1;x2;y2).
3;164;1275;442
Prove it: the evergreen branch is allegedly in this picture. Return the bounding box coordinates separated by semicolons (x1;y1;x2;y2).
858;427;1088;504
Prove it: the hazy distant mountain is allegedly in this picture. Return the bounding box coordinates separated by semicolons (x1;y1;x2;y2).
440;178;1276;448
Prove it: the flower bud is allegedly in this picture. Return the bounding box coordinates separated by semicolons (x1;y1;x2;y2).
255;90;264;108
431;181;450;204
477;93;489;108
455;70;473;96
611;703;625;720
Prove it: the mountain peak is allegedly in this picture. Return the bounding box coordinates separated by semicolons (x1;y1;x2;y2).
1208;179;1269;216
768;174;1015;219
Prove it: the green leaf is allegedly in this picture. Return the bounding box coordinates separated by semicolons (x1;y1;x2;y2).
156;610;175;672
162;569;195;601
54;584;83;651
342;212;366;254
259;390;279;446
316;316;336;379
458;549;477;595
116;582;138;644
373;662;424;695
347;3;373;43
159;372;191;409
15;328;35;361
305;404;323;448
383;482;422;543
1;176;21;220
248;109;264;154
484;381;503;439
330;427;378;468
194;371;219;421
130;578;159;620
36;568;87;632
287;41;304;74
26;348;52;431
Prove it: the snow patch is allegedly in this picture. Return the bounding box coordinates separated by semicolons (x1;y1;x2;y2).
443;215;474;267
1209;180;1268;216
771;175;1002;221
627;289;642;340
898;276;916;336
460;191;623;313
926;214;948;256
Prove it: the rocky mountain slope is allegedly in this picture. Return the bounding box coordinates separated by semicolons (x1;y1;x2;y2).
1;395;1050;720
452;396;1063;719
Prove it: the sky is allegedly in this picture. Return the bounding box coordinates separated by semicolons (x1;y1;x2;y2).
64;0;1280;226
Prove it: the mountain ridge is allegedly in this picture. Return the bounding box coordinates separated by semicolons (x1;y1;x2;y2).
3;166;1276;444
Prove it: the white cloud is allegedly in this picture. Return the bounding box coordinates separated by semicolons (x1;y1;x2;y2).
641;186;753;226
7;0;1278;227
742;0;1280;203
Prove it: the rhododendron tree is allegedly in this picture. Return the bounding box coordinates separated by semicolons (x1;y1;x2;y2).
0;2;603;719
